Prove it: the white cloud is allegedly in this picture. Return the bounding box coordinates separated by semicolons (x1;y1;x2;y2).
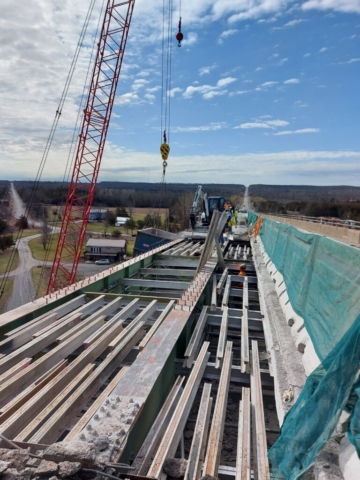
229;90;249;97
183;77;236;100
258;17;277;23
199;64;217;76
218;29;238;44
146;86;161;93
269;53;280;59
182;32;198;47
172;122;227;133
255;67;263;71
144;93;155;102
302;0;360;15
261;81;278;87
336;57;360;64
203;90;228;99
277;57;289;66
167;87;182;97
217;77;237;87
116;92;140;105
303;53;311;57
319;47;328;53
283;19;305;26
294;100;308;107
266;119;289;127
284;78;300;84
235;119;289;129
274;128;320;135
236;122;273;129
132;79;149;91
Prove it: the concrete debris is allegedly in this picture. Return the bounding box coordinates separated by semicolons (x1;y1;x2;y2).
58;461;82;478
37;460;58;477
0;461;12;473
0;449;30;470
43;441;100;469
163;458;188;478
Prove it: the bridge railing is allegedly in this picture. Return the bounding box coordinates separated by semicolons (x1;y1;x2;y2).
267;213;360;230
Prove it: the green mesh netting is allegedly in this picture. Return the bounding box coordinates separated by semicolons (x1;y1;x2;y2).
268;313;360;479
248;214;360;478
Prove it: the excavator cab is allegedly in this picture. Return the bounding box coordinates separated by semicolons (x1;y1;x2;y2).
208;196;225;214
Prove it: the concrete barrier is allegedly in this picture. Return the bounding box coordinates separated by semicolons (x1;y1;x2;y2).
264;215;360;247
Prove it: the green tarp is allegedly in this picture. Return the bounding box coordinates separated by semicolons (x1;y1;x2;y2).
249;214;360;478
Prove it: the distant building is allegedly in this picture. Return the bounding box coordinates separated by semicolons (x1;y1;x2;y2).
89;209;108;221
115;216;129;227
85;238;127;263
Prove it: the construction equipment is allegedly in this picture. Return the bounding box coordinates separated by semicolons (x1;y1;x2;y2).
47;0;135;294
190;185;225;230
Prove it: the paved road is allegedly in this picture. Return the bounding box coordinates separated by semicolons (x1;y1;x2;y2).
244;186;251;212
2;184;119;312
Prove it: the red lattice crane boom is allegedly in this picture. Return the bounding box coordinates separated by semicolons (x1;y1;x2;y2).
47;0;135;294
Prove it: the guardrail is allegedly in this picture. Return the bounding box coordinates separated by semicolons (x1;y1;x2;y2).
266;213;360;230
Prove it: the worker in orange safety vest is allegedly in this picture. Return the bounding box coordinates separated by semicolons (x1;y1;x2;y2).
238;263;246;287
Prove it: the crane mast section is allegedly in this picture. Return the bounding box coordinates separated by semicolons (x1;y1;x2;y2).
47;0;135;294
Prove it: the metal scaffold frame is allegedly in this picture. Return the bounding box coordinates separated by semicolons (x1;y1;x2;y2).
47;0;135;294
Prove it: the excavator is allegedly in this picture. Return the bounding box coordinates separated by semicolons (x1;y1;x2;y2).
189;185;225;230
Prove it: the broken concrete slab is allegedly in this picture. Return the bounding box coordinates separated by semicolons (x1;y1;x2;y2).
37;460;58;477
0;448;29;470
42;441;99;469
163;458;188;478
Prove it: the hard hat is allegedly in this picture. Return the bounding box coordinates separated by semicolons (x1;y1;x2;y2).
240;264;246;269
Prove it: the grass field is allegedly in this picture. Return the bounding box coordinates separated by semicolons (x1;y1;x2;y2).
0;278;14;314
87;222;108;233
0;248;19;274
29;234;59;262
18;229;40;238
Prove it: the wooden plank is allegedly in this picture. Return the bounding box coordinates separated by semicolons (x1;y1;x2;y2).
184;383;212;480
56;296;120;343
241;277;249;374
0;313;126;436
15;364;95;442
236;387;251;480
184;307;208;368
0;358;32;386
0;360;67;422
3;295;86;338
0;312;82;375
148;342;210;479
138;300;175;351
211;275;217;312
222;276;231;308
204;341;233;477
0;313;58;354
216;268;228;295
108;300;157;351
215;307;228;369
30;329;144;444
65;366;129;441
80;298;141;349
0;315;105;406
132;376;184;475
251;340;270;480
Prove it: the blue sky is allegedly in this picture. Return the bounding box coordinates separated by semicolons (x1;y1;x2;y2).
0;0;359;186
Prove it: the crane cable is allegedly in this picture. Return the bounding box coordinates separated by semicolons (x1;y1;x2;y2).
156;0;174;230
36;0;106;298
0;0;97;301
159;0;173;178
